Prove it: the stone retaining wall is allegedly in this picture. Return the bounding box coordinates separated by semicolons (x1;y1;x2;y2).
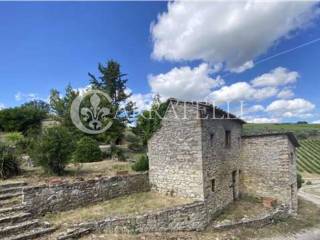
59;201;208;238
22;172;150;216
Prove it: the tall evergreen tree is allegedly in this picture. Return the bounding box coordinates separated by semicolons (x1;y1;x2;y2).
88;60;136;143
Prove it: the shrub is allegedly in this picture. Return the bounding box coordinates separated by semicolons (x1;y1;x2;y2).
73;137;102;163
297;173;304;189
132;155;149;172
32;126;74;175
0;144;20;179
306;180;312;185
4;132;24;146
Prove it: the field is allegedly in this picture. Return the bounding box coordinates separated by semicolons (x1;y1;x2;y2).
243;123;320;176
297;140;320;175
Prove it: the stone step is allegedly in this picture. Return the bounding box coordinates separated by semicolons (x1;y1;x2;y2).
0;187;24;195
0;182;27;190
0;212;31;226
0;219;40;237
3;226;57;240
57;227;93;240
0;197;22;208
0;192;22;201
0;205;25;215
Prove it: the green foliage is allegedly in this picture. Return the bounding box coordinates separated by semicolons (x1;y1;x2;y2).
297;140;320;175
126;132;144;152
131;155;149;172
297;173;304;189
0;144;20;179
4;132;24;146
306;181;312;185
133;95;169;146
31;126;74;175
89;60;136;144
111;145;127;161
73;137;102;163
0;103;48;133
243;123;320;140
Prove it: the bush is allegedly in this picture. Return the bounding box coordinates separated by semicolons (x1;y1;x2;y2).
32;126;74;175
132;155;149;172
4;132;24;146
73;137;102;163
0;144;20;179
297;173;304;189
306;180;312;185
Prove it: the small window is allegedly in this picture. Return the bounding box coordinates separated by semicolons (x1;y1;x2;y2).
225;130;231;147
211;179;215;192
210;133;214;146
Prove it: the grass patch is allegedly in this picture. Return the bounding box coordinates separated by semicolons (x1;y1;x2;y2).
44;192;192;227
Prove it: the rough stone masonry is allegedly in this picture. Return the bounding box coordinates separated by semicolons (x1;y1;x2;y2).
148;98;299;219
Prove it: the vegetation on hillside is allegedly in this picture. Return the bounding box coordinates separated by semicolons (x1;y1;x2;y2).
297;140;320;174
243;123;320;140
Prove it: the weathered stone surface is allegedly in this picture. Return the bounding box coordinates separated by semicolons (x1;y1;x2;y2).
61;201;208;236
22;173;150;216
240;135;298;213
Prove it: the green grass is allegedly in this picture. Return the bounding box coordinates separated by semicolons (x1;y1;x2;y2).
243;123;320;140
297;140;320;174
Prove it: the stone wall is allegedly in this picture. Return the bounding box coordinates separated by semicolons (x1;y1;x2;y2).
60;201;208;237
148;102;204;200
240;134;298;213
22;173;150;216
201;119;242;217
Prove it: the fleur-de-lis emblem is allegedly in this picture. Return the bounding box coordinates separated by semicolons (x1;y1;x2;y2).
70;90;113;134
80;93;110;130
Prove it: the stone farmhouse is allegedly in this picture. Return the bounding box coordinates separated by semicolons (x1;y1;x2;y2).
148;98;299;218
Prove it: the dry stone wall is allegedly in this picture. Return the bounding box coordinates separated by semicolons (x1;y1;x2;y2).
22;173;150;216
148;102;204;200
64;201;208;235
240;135;298;213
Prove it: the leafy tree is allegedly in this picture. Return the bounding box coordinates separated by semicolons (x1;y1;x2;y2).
73;136;102;163
0;104;48;133
133;96;168;146
22;100;50;113
89;60;136;144
31;126;74;175
0;144;20;179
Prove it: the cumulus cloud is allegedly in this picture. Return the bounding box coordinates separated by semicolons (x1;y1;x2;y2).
128;93;154;112
277;88;295;99
151;1;318;69
230;61;254;73
148;63;224;101
246;117;280;124
15;92;38;102
251;67;299;87
246;105;265;113
266;98;315;118
207;82;278;103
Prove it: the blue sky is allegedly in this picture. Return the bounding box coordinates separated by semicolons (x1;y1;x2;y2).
0;1;320;123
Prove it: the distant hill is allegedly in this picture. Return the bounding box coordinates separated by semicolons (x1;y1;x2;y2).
243;123;320;140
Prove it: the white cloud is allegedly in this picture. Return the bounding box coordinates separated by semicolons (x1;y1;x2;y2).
207;82;277;103
313;120;320;124
149;63;224;101
266;98;315;118
0;103;5;110
230;61;254;73
277;88;295;99
128;93;154;112
246;105;265;113
15;92;38;102
251;67;299;87
151;1;318;69
246;117;280;124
